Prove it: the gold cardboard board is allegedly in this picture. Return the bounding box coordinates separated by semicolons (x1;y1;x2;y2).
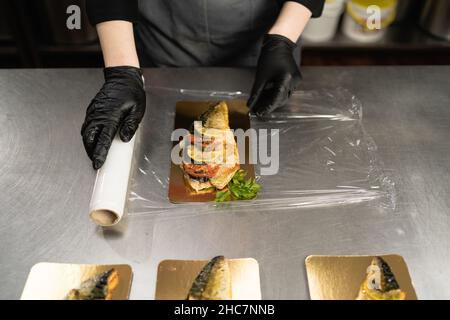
305;255;417;300
155;258;261;300
168;100;254;203
20;262;133;300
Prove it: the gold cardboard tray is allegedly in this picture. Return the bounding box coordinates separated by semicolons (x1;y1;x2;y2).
155;258;261;300
20;262;133;300
168;100;254;203
305;255;417;300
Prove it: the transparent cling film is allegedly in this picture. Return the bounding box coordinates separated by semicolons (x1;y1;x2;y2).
126;85;395;218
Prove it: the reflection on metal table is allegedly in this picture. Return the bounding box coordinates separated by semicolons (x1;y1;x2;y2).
0;67;449;299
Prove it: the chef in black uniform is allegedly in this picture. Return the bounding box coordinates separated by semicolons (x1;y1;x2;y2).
82;0;324;169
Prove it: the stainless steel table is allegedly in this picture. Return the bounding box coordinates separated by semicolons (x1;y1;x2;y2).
0;67;449;299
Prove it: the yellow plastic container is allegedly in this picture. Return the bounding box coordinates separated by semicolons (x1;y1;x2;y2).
343;0;397;42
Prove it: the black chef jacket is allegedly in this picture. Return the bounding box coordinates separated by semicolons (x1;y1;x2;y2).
87;0;324;67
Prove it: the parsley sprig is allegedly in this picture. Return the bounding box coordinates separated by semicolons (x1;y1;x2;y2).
215;169;261;202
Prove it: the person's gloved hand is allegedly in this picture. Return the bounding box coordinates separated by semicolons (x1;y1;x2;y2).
81;66;146;170
247;34;301;117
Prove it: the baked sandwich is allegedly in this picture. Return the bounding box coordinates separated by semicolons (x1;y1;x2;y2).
180;101;240;193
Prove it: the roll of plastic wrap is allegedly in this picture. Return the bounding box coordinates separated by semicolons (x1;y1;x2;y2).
89;134;137;226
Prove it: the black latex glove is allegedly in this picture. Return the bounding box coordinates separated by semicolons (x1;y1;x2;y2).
248;34;302;117
81;66;146;170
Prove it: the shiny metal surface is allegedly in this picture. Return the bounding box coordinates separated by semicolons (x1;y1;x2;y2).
0;67;449;299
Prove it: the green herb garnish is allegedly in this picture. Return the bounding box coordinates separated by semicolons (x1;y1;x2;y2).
215;169;261;202
215;190;232;202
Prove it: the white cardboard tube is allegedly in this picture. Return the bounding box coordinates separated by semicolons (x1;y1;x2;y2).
89;134;136;226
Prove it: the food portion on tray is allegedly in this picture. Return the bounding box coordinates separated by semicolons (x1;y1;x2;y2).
155;256;261;300
356;256;406;300
179;102;241;194
20;263;132;300
305;255;416;300
169;100;260;203
187;256;232;300
66;268;119;300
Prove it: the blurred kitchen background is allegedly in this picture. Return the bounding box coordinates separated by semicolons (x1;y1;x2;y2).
0;0;449;68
